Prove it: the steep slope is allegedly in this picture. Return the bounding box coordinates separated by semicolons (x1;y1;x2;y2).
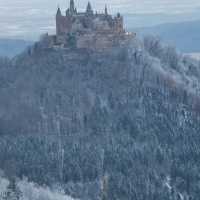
0;37;200;199
0;174;75;200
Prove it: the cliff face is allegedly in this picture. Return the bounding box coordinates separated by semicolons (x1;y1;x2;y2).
0;37;200;199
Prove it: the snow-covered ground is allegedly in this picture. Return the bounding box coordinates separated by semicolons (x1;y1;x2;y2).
185;53;200;60
0;175;76;200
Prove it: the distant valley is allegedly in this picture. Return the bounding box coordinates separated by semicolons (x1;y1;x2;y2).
135;20;200;53
0;39;33;57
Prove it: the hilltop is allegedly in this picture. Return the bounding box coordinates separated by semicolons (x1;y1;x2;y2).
1;1;200;199
0;35;200;199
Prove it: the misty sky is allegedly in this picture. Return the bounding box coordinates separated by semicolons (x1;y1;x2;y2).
1;0;200;14
1;0;200;39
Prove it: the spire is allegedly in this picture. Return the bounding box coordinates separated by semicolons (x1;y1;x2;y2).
105;5;108;15
70;0;76;14
56;6;62;16
86;2;93;15
70;0;75;9
117;12;121;18
66;8;70;16
74;7;77;14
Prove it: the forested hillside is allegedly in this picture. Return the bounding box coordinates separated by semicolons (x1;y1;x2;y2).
0;36;200;200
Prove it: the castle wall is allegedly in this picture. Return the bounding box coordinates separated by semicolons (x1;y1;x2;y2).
56;16;72;35
94;35;115;50
76;33;133;50
76;33;95;49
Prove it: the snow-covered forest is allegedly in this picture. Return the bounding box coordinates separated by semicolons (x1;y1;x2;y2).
0;36;200;199
0;173;75;200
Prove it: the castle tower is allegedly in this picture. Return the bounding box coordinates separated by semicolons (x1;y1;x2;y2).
56;7;62;16
69;0;76;14
114;13;124;33
86;2;93;15
56;7;62;35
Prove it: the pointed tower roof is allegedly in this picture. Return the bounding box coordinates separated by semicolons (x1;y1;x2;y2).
56;6;62;16
70;0;75;8
70;0;76;13
86;2;93;14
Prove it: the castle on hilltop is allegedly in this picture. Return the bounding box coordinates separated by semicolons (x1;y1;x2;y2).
42;0;135;50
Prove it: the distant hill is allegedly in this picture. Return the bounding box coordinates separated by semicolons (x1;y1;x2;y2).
135;20;200;53
0;39;33;58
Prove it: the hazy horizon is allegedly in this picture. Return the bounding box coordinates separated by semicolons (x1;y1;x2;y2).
1;0;200;40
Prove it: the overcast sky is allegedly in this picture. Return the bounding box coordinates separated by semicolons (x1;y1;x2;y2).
0;0;200;39
1;0;200;14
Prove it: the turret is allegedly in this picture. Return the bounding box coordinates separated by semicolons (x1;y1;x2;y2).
74;8;77;14
105;5;108;16
86;2;93;15
56;7;62;17
69;0;76;14
114;13;124;33
117;13;121;18
56;7;62;35
66;8;70;16
70;0;75;10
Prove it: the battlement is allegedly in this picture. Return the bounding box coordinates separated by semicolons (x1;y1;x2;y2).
42;0;135;51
